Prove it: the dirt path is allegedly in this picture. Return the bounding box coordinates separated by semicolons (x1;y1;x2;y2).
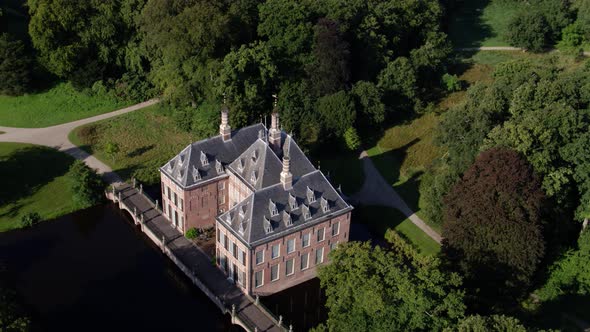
0;99;159;184
351;151;443;244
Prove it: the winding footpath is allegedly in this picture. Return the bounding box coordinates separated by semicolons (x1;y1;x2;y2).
351;151;443;244
0;99;159;185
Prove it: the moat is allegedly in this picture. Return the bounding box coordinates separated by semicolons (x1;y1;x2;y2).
0;204;328;331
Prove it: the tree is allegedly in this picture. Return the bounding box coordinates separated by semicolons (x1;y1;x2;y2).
67;160;105;207
506;11;550;52
307;18;350;96
104;142;120;162
316;90;356;137
351;80;385;125
452;315;527;332
0;33;32;96
443;148;545;304
377;57;417;111
317;233;465;332
20;212;41;228
344;127;361;151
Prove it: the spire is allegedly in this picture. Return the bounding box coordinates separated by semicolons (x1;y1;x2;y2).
269;94;281;152
280;154;293;190
219;93;231;141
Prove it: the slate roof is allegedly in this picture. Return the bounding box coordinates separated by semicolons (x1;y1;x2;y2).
161;123;266;188
227;139;282;190
218;170;352;246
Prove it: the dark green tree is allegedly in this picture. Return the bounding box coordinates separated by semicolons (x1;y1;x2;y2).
317;232;465;332
316;90;356;137
67;160;105;207
351;80;385;125
0;33;31;96
443;148;545;304
452;314;527;332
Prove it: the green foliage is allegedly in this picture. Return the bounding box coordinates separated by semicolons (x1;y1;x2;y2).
67;160;105;207
442;73;463;92
536;229;590;301
420;165;459;227
559;22;585;48
318;238;465;331
378;57;417;110
316;90;356;137
19;212;41;228
0;284;30;332
0;33;31;96
351;80;385;125
451;314;527;332
505;11;550;52
104;142;120;162
185;228;198;240
343;127;361;151
443;148;545;303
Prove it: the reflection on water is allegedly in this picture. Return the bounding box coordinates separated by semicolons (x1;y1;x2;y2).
0;204;237;332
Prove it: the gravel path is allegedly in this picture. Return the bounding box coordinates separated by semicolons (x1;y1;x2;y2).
351;151;443;244
0;99;159;185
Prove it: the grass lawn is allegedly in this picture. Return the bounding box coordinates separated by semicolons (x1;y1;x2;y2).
0;82;131;128
310;150;364;196
0;143;81;232
448;0;524;48
355;205;440;256
69;105;193;185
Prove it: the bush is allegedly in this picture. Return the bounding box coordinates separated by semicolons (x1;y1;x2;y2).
343;127;361;151
442;73;463;92
20;212;41;228
186;228;199;239
0;33;32;96
506;11;550;52
67;160;105;207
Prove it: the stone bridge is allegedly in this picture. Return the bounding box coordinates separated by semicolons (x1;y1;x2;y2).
106;183;288;332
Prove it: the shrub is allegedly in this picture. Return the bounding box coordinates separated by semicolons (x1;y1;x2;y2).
505;11;550;52
20;212;41;228
67;160;105;207
186;228;199;240
343;127;361;151
442;73;463;92
0;33;32;96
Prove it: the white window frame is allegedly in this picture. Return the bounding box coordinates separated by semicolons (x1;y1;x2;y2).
286;258;294;276
287;238;295;254
332;222;339;236
301;252;309;270
316;247;324;265
317;228;325;242
255;250;264;265
270;264;280;282
254;270;264;288
271;244;280;260
302;233;311;248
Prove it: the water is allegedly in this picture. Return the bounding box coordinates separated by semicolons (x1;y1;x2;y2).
0;204;237;331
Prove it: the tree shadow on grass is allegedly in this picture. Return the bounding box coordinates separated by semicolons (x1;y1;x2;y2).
126;145;155;158
0;146;74;207
448;0;495;49
530;293;590;331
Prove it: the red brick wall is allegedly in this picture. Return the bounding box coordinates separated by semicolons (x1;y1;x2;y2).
249;211;351;296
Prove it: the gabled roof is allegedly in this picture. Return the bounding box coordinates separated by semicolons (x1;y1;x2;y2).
227;139;282;190
161;123;266;188
218;170;352;246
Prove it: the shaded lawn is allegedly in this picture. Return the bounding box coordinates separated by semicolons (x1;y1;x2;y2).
448;0;524;48
0;143;80;231
69;105;194;185
354;205;440;256
310;150;364;196
0;83;130;128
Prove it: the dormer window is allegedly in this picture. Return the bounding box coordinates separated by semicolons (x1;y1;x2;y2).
306;187;316;203
269;199;278;217
200;151;208;166
264;217;273;234
177;169;184;181
216;160;223;174
237;158;244;171
168;160;175;172
289;193;298;210
321;197;330;213
239;220;246;234
302;204;311;220
250;170;258;184
225;213;232;224
179;153;185;166
251;149;259;162
283;211;293;227
192;166;201;181
239;205;246;219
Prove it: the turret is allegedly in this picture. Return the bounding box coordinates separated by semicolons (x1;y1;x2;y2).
280;155;293;190
269;96;281;151
219;104;231;142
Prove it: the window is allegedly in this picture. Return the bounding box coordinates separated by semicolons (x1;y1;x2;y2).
255;250;264;265
301;253;309;270
306;186;316;203
239;249;245;265
174;192;177;206
285;258;294;276
220;254;227;272
271;244;280;259
269;200;278;217
179;198;184;211
224;234;228;250
167;186;171;200
218;181;225;190
219;231;224;245
179;215;184;229
302;233;311;248
238;269;244;286
315;247;324;265
231;241;237;258
254;270;263;288
330;242;338;251
332;222;339;236
287;238;295;254
271;264;279;281
167;204;171;218
317;228;325;242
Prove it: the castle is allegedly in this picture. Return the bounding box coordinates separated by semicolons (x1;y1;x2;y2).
159;103;352;295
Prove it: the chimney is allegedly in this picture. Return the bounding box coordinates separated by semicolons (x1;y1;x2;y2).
280;155;293;190
219;104;231;142
269;96;281;151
